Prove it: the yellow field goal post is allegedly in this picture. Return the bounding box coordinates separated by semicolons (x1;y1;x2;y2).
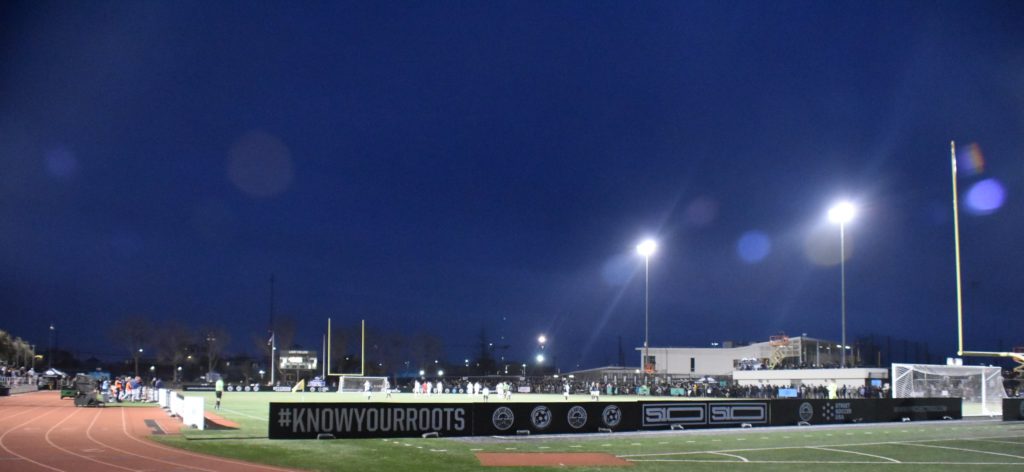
950;140;1024;370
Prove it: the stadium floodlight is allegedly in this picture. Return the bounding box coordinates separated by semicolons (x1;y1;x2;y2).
437;370;444;376
536;354;545;363
827;201;856;224
418;369;425;376
636;238;657;373
827;201;856;368
538;335;547;345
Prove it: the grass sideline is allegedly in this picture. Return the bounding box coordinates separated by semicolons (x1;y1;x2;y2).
153;392;1024;471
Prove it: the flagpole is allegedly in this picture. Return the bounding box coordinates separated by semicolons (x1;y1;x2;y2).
951;140;965;356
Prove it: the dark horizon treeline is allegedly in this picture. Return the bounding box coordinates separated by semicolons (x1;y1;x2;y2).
6;317;1017;381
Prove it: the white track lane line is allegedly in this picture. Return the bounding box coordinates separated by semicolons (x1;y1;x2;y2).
83;407;216;472
0;407;67;472
115;408;298;472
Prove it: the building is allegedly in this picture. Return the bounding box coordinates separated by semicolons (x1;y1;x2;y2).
637;336;857;376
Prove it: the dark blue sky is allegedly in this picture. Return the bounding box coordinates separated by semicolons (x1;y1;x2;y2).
2;1;1022;369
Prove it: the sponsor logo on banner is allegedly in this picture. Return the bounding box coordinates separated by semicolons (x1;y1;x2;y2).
709;403;768;424
799;402;814;422
567;406;588;429
492;406;514;431
822;402;853;421
272;404;468;437
530;406;552;429
642;402;768;427
602;405;622;427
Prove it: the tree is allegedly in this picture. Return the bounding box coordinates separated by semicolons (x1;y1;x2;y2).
474;327;496;375
110;315;154;377
202;327;230;376
409;332;444;373
327;323;350;374
155;321;193;383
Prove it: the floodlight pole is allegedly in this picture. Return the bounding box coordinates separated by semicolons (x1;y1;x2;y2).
839;221;847;369
643;253;650;372
636;239;656;374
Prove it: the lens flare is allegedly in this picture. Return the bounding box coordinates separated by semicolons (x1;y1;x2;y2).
601;254;634;286
965;178;1005;215
44;146;77;179
227;131;294;198
685;196;719;227
737;230;771;263
804;226;853;266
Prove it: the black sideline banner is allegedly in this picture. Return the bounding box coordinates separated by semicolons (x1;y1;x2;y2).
269;403;472;439
1004;398;1024;421
268;398;962;439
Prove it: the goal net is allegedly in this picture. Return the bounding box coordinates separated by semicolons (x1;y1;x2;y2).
892;363;1006;416
337;376;389;393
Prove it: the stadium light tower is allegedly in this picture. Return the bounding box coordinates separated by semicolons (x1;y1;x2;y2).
827;201;856;368
636;238;657;373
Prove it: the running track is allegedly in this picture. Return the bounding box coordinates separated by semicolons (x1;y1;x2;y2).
0;390;295;472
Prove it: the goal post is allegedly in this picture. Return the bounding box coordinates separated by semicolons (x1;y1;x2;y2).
949;141;1023;372
337;376;389;393
326;318;365;377
892;363;1006;416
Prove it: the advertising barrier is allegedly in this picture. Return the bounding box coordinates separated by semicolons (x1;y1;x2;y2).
1003;398;1024;421
268;397;960;439
170;392;205;430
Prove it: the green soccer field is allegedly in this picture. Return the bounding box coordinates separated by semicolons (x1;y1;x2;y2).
155;392;1024;471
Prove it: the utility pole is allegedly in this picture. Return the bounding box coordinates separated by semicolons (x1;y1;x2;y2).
269;274;276;386
48;323;55;369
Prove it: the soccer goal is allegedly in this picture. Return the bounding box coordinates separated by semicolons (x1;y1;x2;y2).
337;376;389;393
892;363;1006;416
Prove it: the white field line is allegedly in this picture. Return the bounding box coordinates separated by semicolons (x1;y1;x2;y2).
901;442;1024;460
808;446;900;463
707;451;749;462
618;433;1024;459
220;408;268;422
628;459;1023;465
966;438;1024;446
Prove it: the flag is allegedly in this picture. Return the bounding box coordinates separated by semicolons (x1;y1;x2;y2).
291;378;305;392
268;332;275;347
956;142;985;176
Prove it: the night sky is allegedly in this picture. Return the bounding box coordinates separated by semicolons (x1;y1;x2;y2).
2;1;1022;370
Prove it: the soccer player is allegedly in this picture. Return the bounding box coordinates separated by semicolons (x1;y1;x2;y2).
590;382;600;401
563;381;570;400
383;377;391;399
214;377;224;410
364;379;372;400
413;379;420;396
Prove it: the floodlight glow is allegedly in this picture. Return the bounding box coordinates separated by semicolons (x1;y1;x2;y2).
636;239;657;257
827;201;856;224
538;335;547;344
536;354;545;363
